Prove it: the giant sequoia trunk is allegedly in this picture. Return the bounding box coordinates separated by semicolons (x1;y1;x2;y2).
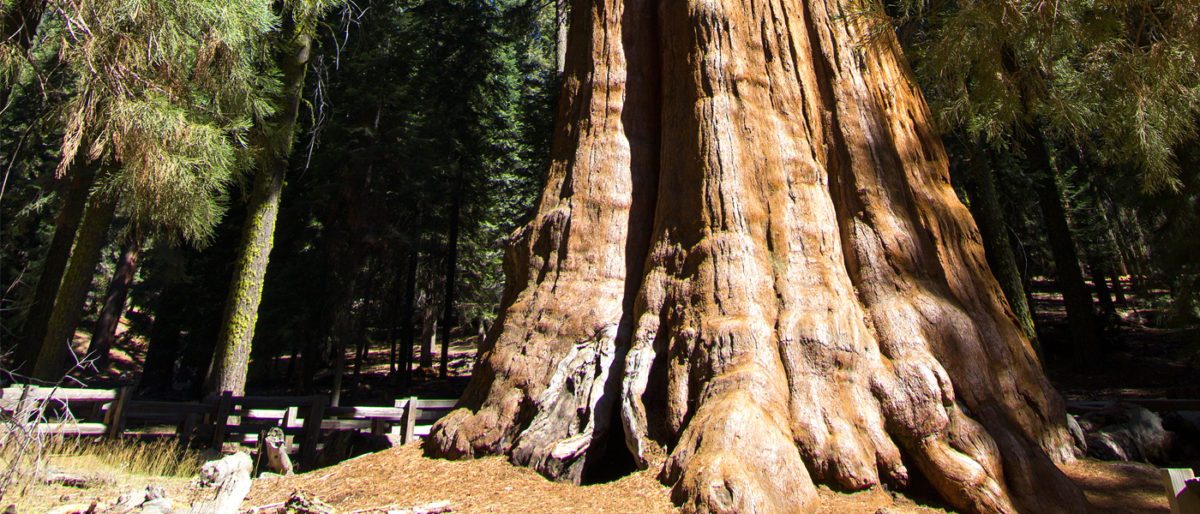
430;1;1086;512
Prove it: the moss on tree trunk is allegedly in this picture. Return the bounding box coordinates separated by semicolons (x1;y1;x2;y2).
207;29;312;396
18;164;95;373
32;189;117;381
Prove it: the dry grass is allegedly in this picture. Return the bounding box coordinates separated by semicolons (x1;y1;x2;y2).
48;437;202;478
1;436;200;510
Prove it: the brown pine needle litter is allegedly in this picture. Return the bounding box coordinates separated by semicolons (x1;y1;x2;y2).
242;442;1171;513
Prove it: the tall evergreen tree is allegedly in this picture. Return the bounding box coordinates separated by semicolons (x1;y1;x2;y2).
25;0;279;380
208;0;344;396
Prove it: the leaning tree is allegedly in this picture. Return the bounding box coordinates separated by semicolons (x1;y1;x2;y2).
428;0;1087;511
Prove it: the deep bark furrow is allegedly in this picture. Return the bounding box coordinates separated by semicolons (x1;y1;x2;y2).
431;0;1085;512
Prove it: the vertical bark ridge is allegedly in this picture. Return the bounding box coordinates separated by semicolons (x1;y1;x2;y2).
429;0;661;471
433;0;1086;512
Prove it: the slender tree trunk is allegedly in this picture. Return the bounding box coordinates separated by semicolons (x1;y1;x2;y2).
962;148;1039;350
17;164;95;372
32;190;117;381
555;0;568;74
398;248;419;387
429;0;1085;511
420;306;436;371
140;281;184;393
1026;138;1104;364
1109;265;1127;305
86;233;140;371
439;184;461;378
1086;252;1115;318
330;315;347;406
207;29;311;396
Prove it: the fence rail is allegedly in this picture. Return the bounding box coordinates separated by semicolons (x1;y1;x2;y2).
0;385;457;469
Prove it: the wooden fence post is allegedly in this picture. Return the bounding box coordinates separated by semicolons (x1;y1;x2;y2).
1163;468;1200;514
299;395;329;470
210;391;234;449
103;386;132;439
177;412;199;446
282;406;299;449
400;396;417;445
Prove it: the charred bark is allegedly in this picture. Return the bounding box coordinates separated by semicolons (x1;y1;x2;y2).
430;1;1086;512
87;232;141;371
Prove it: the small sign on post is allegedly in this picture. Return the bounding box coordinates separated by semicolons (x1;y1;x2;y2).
1163;468;1200;514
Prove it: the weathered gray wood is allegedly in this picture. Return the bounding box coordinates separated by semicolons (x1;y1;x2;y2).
32;422;106;435
103;386;132;438
188;452;253;514
1163;468;1200;514
300;395;329;470
510;326;620;482
400;397;417;445
209;391;234;448
262;426;294;475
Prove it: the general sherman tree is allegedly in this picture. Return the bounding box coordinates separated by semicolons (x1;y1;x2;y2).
429;0;1086;512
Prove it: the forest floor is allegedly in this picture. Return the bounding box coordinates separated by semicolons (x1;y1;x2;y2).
12;277;1195;513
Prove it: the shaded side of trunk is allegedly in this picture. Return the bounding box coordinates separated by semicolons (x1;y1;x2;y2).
32;190;117;381
17;165;95;372
1026;138;1103;364
208;30;311;396
962;150;1039;349
87;233;140;371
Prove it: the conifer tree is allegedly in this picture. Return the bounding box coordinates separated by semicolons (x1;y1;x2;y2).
27;0;279;380
208;0;344;396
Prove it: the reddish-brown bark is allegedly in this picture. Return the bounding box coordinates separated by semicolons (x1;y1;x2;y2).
429;0;1086;512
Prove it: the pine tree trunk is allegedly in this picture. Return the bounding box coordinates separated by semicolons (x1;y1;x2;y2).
429;0;1085;512
87;233;140;371
207;29;311;396
962;149;1039;349
1027;139;1104;365
398;249;419;386
18;165;95;372
555;0;569;74
32;190;117;381
420;306;436;371
439;183;461;379
1086;253;1115;318
141;282;186;393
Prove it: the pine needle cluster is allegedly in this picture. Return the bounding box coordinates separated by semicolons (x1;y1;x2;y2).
53;0;280;243
880;0;1200;191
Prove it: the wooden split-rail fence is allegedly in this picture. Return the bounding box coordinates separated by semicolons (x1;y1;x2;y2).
0;385;456;469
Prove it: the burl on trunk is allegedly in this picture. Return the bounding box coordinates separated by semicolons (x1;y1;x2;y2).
428;0;1087;512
